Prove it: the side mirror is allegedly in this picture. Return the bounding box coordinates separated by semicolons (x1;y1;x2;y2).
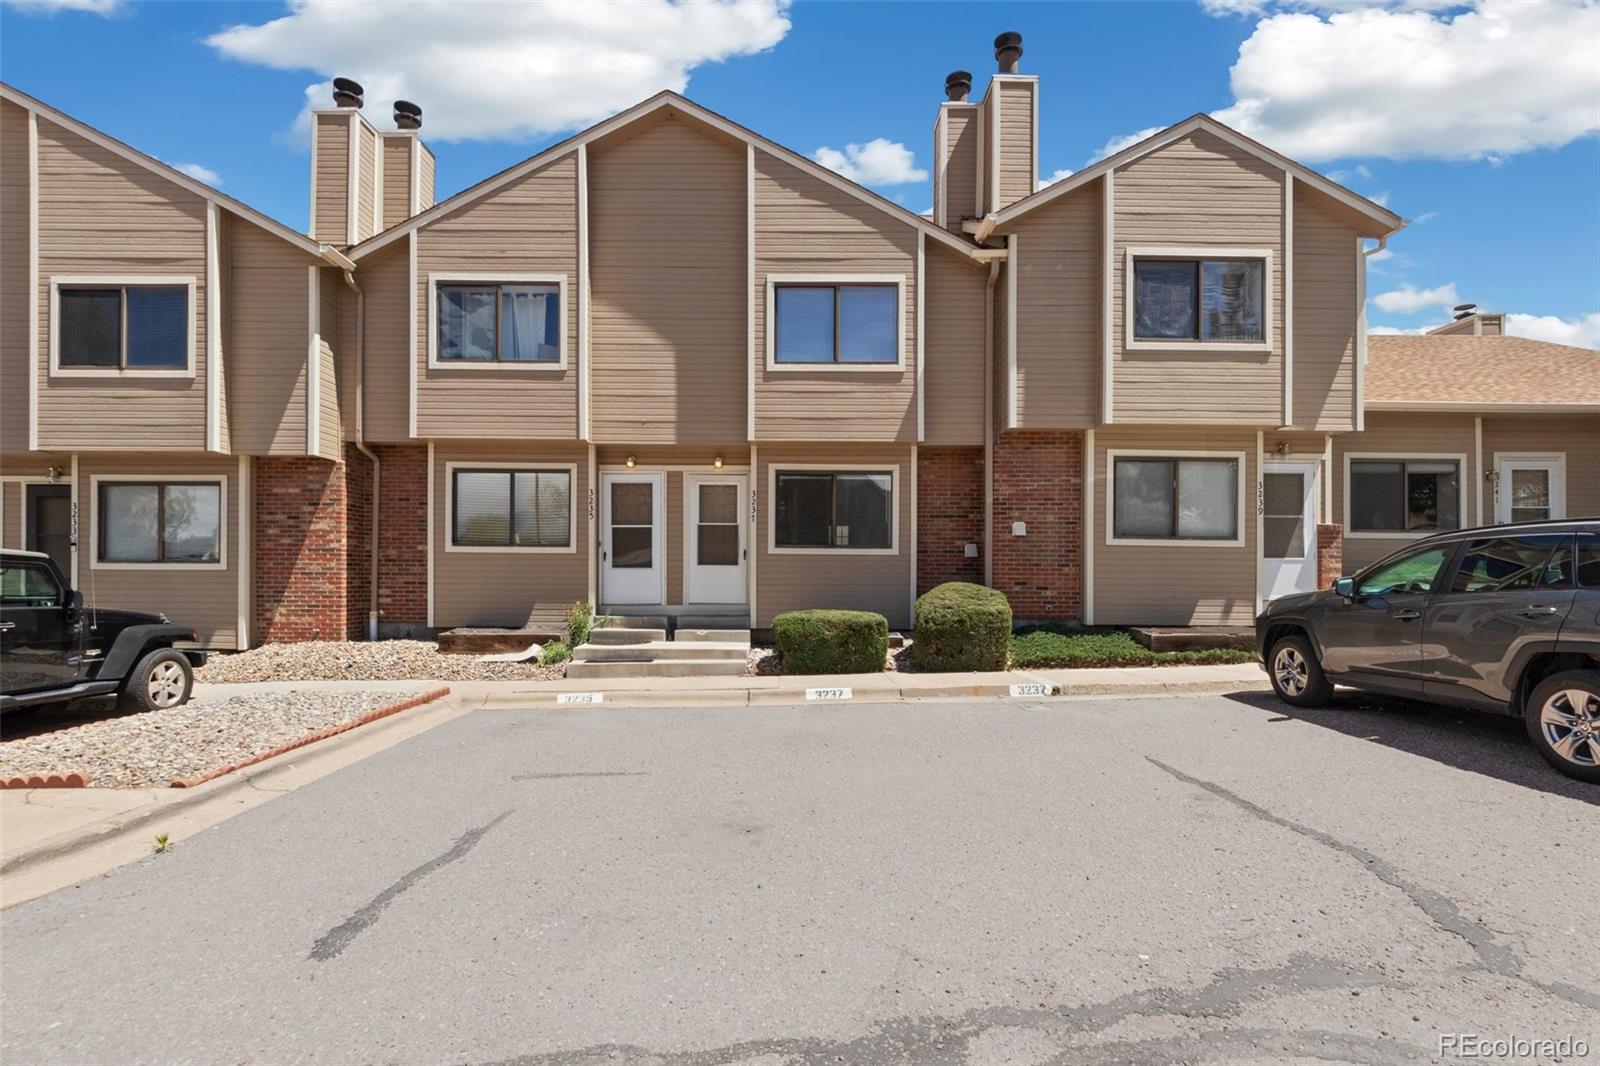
1333;577;1355;600
66;589;84;612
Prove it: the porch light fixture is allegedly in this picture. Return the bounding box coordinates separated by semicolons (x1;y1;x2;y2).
625;455;636;469
46;466;61;484
713;455;723;469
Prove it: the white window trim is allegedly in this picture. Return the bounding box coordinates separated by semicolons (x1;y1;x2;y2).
442;461;579;555
1492;452;1567;523
49;276;198;379
766;462;900;556
426;272;569;371
764;274;908;372
89;474;227;572
1105;449;1248;548
1342;452;1470;541
1123;246;1274;354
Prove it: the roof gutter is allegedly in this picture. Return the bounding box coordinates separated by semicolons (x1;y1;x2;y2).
974;213;999;245
321;245;356;271
341;268;380;642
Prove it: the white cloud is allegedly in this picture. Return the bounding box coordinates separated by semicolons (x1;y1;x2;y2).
1412;211;1439;224
168;162;222;187
812;139;927;186
1037;167;1075;190
1367;323;1440;335
1088;126;1164;164
1;0;122;13
1504;312;1600;350
1204;0;1461;16
1368;190;1390;207
1373;282;1460;314
1209;2;1600;162
206;0;791;143
1366;247;1393;263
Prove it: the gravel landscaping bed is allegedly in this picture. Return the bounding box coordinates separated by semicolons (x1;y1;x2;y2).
196;640;566;684
0;687;438;789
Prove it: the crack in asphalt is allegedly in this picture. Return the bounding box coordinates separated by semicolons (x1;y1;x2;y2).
309;810;512;962
1144;757;1600;1012
465;954;1401;1065
510;771;652;781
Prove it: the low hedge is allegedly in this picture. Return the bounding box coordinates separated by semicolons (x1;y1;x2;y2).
1009;627;1254;669
773;609;888;675
912;582;1012;672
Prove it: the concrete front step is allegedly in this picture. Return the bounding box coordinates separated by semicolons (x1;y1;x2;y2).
586;627;667;645
598;614;669;630
565;658;750;679
571;640;750;663
674;628;751;644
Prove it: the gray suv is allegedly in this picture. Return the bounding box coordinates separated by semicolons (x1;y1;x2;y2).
1255;520;1600;782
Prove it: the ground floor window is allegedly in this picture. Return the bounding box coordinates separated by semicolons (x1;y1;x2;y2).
1112;456;1239;541
98;482;221;564
773;471;893;549
1350;459;1460;533
452;469;571;548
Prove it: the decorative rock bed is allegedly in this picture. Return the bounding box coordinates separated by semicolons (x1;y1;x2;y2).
195;640;566;684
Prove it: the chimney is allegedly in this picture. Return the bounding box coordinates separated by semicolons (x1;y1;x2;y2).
1452;302;1477;321
378;103;437;229
934;71;979;232
394;100;422;130
332;77;364;108
944;70;972;102
310;76;381;244
994;31;1023;73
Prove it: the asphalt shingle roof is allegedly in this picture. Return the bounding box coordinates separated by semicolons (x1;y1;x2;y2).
1366;334;1600;407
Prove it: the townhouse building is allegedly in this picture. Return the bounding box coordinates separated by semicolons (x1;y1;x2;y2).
2;33;1595;650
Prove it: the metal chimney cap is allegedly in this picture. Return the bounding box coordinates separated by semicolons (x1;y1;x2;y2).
1452;303;1478;313
332;76;364;108
994;31;1023;73
944;70;973;101
394;100;422;130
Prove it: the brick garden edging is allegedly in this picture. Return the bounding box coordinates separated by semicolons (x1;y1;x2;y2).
0;772;91;789
168;686;450;788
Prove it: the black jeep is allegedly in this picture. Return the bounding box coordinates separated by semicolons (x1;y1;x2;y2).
0;549;203;714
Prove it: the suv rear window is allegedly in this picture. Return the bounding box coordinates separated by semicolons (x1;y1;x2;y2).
1580;535;1600;588
1449;534;1571;594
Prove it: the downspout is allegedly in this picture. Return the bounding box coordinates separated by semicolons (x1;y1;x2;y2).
983;257;1000;587
342;269;380;641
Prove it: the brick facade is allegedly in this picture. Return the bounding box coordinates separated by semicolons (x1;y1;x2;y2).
1316;523;1344;591
991;431;1084;621
372;444;429;633
253;456;357;643
916;447;984;595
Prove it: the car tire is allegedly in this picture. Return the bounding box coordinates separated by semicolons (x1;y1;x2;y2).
1267;634;1333;708
1523;671;1600;784
120;648;193;714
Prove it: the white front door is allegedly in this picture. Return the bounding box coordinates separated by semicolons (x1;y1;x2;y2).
1496;455;1565;524
600;472;664;606
686;475;747;605
1261;461;1319;601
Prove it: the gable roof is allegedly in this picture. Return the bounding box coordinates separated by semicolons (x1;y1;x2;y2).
348;91;987;263
991;113;1405;235
1366;333;1600;411
1;81;354;270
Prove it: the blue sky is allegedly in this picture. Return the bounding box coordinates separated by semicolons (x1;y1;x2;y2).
3;0;1597;344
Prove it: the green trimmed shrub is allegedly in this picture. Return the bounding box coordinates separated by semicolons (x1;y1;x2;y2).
565;601;593;649
773;609;888;675
912;582;1013;672
1009;627;1254;669
540;641;572;666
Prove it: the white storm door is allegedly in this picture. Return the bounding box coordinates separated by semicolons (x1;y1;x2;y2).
1261;461;1318;601
686;475;747;605
1495;456;1565;524
600;473;664;605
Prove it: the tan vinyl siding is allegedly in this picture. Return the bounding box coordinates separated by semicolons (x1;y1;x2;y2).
418;145;436;210
1;101;30;454
1292;188;1357;430
357;241;410;443
356;123;377;242
1092;426;1259;625
666;470;684;604
589;115;745;443
1111;130;1285;425
430;441;590;628
940;104;977;231
994;259;1009;431
214;209;232;453
35;116;208;452
414;153;578;440
923;243;986;444
1482;415;1600;519
753;150;917;442
78;454;242;648
380;135;413;228
1009;181;1100;428
227;219;309;455
312;112;350;245
996;80;1035;208
317;267;340;457
335;263;357;440
756;442;913;628
1333;412;1479;573
0;481;16;549
593;445;749;468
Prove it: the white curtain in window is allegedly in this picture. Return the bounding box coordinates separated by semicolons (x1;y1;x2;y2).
500;287;556;362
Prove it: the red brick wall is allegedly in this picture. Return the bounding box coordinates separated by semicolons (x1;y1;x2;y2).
1316;523;1344;590
372;444;428;629
992;430;1084;620
254;456;355;643
917;447;984;595
345;445;373;638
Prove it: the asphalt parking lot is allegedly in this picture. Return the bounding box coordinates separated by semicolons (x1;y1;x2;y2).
2;691;1595;1065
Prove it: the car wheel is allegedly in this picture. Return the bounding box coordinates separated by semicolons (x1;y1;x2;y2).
1268;634;1333;708
120;648;193;714
1523;671;1600;784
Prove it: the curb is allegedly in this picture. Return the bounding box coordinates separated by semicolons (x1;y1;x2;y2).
169;687;450;788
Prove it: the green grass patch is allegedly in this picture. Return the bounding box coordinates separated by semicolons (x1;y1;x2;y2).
1009;627;1255;669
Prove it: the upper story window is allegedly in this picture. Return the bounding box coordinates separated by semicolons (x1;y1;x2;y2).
1349;459;1461;535
97;481;223;566
772;280;900;366
1129;253;1267;346
57;284;189;372
1111;455;1241;543
436;281;561;365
